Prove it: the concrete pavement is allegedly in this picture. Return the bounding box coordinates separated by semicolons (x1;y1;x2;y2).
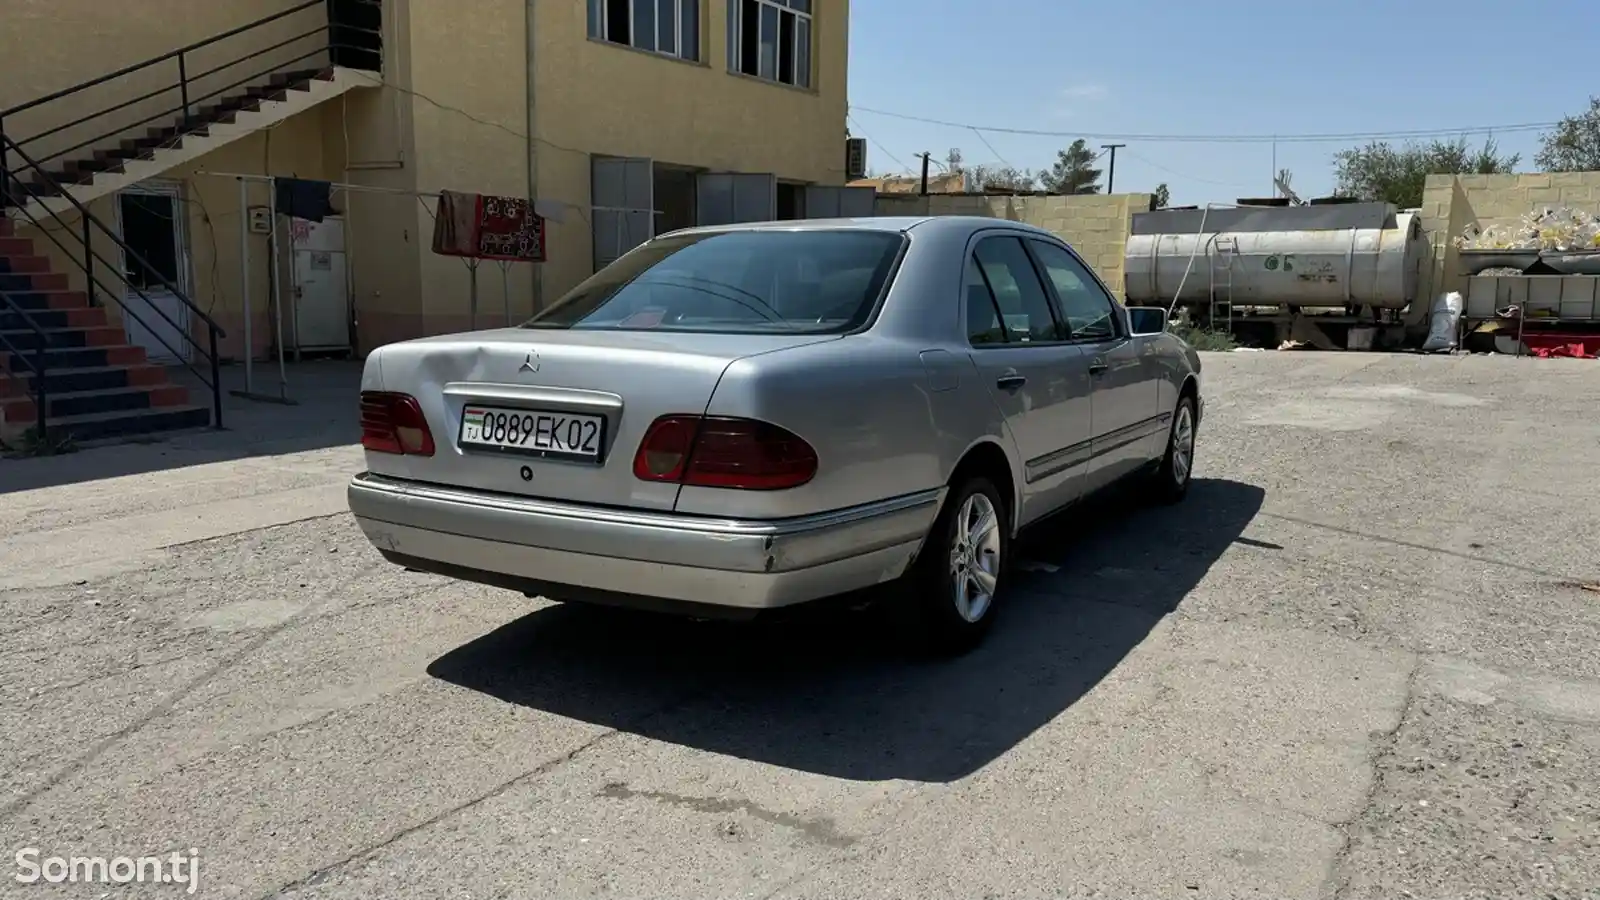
1;352;1597;899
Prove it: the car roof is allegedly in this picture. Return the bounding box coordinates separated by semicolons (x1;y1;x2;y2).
658;215;1059;241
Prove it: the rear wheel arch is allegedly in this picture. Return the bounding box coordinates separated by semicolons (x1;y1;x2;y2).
947;439;1018;535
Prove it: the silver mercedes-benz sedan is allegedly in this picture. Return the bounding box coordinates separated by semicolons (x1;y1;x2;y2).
348;215;1203;651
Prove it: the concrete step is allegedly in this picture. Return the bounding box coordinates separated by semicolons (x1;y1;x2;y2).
1;343;146;373
0;324;125;351
0;271;71;292
0;382;189;422
0;362;168;397
3;404;211;444
0;289;91;311
0;254;52;275
0;305;108;331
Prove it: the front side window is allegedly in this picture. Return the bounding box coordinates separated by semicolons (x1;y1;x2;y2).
588;0;701;62
1027;239;1120;342
727;0;811;88
526;229;901;334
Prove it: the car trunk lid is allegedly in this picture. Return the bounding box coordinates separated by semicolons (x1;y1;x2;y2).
365;328;838;511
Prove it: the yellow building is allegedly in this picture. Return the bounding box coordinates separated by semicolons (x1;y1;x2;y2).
0;0;857;387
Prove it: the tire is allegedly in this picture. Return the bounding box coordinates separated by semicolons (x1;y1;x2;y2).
898;475;1009;655
1148;394;1197;504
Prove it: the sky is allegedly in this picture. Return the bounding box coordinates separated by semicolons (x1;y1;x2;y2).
846;0;1599;207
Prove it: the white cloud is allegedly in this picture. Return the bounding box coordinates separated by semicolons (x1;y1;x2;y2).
1049;83;1108;120
1059;83;1108;101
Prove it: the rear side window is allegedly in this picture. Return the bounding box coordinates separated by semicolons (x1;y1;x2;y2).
526;229;904;334
964;259;1007;345
967;236;1061;344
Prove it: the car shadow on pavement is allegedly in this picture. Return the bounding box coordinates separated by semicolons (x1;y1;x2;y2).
426;477;1265;783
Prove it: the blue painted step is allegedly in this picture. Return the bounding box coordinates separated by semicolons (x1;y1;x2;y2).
0;309;71;330
0;327;96;351
4;364;138;395
30;386;170;418
3;345;124;372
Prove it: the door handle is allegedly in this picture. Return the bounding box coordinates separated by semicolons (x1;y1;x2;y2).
995;373;1027;390
1088;360;1109;375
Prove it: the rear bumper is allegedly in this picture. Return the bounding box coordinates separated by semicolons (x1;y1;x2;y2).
347;473;943;612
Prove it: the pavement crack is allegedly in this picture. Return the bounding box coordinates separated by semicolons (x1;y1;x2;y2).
1261;511;1592;583
158;511;349;552
9;649;208;704
260;728;628;899
0;560;388;823
597;782;857;849
1323;655;1422;900
258;682;721;898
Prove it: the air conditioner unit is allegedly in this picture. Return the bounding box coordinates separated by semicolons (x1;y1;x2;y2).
845;137;867;180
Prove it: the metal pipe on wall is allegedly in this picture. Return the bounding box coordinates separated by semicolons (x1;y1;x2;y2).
525;0;542;314
268;184;289;398
238;176;253;393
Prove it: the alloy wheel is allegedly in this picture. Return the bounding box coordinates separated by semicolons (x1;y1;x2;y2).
948;491;1002;623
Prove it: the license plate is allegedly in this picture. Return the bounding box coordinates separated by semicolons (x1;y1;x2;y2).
458;405;605;461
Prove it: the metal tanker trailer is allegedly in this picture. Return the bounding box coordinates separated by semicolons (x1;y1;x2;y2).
1123;201;1431;310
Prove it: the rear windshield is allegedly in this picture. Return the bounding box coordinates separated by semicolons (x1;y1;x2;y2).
524;229;905;334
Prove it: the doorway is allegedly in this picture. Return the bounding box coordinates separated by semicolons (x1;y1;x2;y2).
287;215;351;353
776;182;804;220
652;164;697;236
115;183;192;364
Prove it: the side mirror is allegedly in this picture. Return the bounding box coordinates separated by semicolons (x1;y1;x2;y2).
1127;306;1168;337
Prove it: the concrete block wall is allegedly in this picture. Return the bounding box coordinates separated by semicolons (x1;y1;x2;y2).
1420;171;1600;306
872;192;1151;298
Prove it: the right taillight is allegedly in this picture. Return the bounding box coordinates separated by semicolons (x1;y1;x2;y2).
360;391;435;456
633;414;817;490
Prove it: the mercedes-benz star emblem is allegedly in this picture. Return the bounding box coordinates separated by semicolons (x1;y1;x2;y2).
519;351;539;373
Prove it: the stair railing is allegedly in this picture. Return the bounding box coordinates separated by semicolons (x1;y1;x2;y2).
1;133;225;429
0;0;382;183
0;290;51;440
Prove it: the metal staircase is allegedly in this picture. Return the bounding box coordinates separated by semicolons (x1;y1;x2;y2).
2;0;381;220
0;0;382;446
0;141;223;444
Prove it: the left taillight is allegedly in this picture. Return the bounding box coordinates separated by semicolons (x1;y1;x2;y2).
360;391;435;456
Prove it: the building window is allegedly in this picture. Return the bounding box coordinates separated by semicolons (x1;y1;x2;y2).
727;0;810;88
588;0;701;62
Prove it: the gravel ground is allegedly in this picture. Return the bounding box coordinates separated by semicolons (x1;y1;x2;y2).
1;351;1597;899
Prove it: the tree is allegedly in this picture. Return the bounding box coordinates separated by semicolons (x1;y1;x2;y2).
1039;139;1102;194
965;164;1037;192
1152;183;1170;208
1332;137;1519;209
943;147;1036;191
1536;96;1600;173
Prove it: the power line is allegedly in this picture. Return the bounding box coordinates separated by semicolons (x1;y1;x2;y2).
846;113;914;174
1120;148;1253;189
969;127;1015;171
847;104;1558;145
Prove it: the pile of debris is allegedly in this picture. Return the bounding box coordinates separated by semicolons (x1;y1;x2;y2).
1455;205;1600;251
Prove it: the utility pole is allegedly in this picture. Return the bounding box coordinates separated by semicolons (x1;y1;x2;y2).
918;152;931;196
1101;143;1125;193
